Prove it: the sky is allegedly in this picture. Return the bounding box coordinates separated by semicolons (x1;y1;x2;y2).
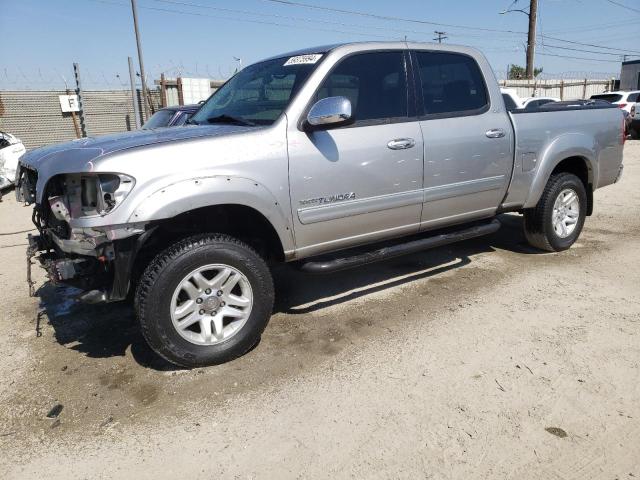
1;0;639;90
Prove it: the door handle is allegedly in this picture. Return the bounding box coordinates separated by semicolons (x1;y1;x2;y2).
387;138;416;150
485;128;506;138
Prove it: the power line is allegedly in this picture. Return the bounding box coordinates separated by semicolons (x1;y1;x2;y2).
540;33;640;55
84;0;393;39
75;0;640;63
541;43;626;57
151;0;464;39
536;52;622;63
257;0;528;34
604;0;640;14
545;18;637;34
257;0;640;54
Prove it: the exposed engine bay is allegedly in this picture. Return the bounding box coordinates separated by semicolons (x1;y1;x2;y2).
18;166;146;303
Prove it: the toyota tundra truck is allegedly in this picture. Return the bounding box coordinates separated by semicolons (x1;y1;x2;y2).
15;42;625;367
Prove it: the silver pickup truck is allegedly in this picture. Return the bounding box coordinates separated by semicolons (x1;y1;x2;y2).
16;42;625;367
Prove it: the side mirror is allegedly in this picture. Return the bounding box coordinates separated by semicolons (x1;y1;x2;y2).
305;96;352;130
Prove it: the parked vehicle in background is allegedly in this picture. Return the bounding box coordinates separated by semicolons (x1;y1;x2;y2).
17;42;626;367
142;104;202;129
630;104;640;139
501;87;523;111
621;110;632;138
591;91;640;139
590;91;639;115
0;131;26;193
522;96;560;110
500;90;559;112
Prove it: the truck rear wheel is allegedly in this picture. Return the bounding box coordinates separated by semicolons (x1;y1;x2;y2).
134;234;274;368
523;172;587;252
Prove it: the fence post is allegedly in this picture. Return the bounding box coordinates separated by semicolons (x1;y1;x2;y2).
160;73;167;108
64;87;82;139
582;78;588;99
73;63;88;137
177;76;184;106
560;80;564;100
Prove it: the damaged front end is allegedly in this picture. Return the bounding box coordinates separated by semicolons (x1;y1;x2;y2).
20;167;148;303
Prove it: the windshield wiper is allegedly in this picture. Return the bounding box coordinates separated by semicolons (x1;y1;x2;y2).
185;118;199;125
206;114;255;126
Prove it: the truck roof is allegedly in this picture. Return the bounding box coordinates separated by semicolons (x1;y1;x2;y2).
264;41;484;61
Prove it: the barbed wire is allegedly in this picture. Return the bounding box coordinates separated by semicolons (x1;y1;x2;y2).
0;64;233;91
0;64;621;91
493;70;619;81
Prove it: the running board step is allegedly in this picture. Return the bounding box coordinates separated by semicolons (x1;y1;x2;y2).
299;218;501;274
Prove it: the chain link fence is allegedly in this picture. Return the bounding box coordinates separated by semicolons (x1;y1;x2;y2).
0;89;161;150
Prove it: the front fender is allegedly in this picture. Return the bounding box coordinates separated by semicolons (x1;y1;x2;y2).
523;133;597;208
129;175;295;254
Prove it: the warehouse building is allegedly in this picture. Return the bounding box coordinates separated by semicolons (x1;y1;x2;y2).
620;59;640;91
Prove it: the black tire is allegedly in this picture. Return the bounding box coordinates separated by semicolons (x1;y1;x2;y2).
134;234;274;368
523;172;587;252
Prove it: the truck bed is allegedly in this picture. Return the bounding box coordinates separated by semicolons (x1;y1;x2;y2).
502;101;624;210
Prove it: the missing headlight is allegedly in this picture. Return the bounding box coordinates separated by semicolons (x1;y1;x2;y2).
81;176;99;208
98;173;134;214
47;173;135;219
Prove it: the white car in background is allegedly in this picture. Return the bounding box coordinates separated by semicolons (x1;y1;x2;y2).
500;88;559;111
0;131;26;192
522;96;560;109
590;90;640;115
590;91;640;138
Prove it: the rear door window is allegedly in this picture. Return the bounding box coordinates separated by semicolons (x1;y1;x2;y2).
413;51;489;117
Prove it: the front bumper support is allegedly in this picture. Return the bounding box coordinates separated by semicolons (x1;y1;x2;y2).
27;227;156;303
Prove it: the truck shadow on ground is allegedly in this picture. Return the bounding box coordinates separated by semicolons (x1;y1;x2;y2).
37;213;540;370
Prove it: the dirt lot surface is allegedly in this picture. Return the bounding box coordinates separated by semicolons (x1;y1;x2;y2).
1;142;639;479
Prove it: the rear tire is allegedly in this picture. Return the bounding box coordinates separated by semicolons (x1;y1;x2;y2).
523;172;587;252
135;234;274;368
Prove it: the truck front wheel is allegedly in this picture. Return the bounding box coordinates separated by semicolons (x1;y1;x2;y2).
134;234;274;368
523;172;587;252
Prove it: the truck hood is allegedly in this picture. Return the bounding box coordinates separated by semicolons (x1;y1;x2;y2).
19;124;252;172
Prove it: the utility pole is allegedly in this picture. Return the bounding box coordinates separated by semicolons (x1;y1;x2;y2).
73;63;87;137
130;0;150;121
433;31;447;44
525;0;538;80
128;56;142;129
500;0;538;79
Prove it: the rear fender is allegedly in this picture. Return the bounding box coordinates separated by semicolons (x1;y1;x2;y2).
523;133;597;208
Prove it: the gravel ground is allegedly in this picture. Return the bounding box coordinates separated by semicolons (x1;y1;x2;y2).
1;141;639;479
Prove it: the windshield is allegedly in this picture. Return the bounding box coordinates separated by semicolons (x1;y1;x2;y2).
142;109;176;129
190;55;321;126
590;94;623;103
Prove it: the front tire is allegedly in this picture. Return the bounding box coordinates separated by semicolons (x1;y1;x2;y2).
523;172;587;252
135;234;274;368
